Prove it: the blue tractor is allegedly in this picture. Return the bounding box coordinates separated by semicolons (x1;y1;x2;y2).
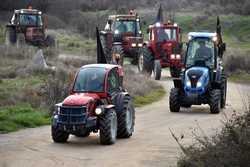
169;18;227;114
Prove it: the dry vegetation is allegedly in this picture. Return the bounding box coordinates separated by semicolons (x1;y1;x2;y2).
177;108;250;167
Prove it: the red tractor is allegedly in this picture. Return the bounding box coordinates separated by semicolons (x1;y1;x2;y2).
99;11;143;65
51;64;135;145
5;7;55;48
139;7;183;80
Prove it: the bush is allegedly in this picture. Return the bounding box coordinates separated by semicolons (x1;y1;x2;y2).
177;109;250;167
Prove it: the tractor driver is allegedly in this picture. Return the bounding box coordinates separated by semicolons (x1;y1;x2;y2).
157;28;169;42
195;40;213;61
116;21;127;33
86;72;103;92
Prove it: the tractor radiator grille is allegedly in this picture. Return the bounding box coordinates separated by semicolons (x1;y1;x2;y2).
58;106;86;125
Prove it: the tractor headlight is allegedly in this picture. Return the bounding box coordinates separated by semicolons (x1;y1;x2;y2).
95;108;103;115
156;22;161;27
138;43;143;47
186;80;191;87
131;43;137;47
170;54;175;59
196;81;202;88
114;30;119;34
176;54;181;59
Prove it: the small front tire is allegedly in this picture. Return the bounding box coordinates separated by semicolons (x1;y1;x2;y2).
209;89;221;114
169;88;180;112
51;126;69;143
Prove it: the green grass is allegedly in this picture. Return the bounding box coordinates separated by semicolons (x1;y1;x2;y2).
0;104;50;133
134;88;166;107
0;25;5;44
229;72;250;83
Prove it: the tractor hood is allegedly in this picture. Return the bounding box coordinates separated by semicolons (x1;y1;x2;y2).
184;67;209;95
63;93;100;106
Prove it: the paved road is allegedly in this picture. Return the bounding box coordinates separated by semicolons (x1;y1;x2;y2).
0;78;249;167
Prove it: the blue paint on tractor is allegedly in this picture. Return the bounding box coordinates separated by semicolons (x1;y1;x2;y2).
184;67;209;96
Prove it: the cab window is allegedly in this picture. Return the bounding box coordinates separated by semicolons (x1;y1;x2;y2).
108;69;120;93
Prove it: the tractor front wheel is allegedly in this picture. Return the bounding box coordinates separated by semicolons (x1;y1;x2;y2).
154;60;162;80
99;109;117;145
51;126;69;143
169;88;180;112
209;89;221;114
117;96;135;138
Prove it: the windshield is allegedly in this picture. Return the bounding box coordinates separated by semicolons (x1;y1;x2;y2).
113;20;137;34
19;14;42;26
156;28;177;42
73;68;106;92
186;38;215;68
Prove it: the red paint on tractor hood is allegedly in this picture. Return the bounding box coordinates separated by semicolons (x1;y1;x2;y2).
63;93;100;106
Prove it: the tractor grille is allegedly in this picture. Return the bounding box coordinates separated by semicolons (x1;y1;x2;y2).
58;106;86;125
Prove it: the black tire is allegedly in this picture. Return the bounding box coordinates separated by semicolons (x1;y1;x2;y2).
169;88;180;112
209;89;221;114
116;96;135;138
99;109;117;145
138;47;154;75
111;45;125;66
45;35;56;47
154;60;162;80
74;131;90;138
16;33;26;48
221;75;227;108
170;67;181;78
5;27;16;46
51;126;69;143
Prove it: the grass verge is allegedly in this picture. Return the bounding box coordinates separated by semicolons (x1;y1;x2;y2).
229;72;250;83
0;104;50;133
134;88;166;107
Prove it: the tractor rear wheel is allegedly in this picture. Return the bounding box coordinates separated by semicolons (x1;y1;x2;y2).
169;88;180;112
111;45;124;66
5;27;16;46
99;109;117;145
45;35;56;47
209;89;221;114
170;67;181;78
154;60;162;80
116;96;135;138
221;75;227;108
16;34;26;48
138;47;154;75
51;126;69;143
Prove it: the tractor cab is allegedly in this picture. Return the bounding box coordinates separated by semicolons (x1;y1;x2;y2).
148;22;182;66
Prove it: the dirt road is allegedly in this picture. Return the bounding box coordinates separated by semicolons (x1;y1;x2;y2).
0;78;249;167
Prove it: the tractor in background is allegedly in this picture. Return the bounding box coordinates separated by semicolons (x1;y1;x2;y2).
5;6;55;48
98;10;143;65
169;17;227;114
139;6;183;80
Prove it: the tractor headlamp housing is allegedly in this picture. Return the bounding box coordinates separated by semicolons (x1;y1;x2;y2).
95;107;103;115
196;81;202;88
176;54;181;59
155;22;161;27
114;30;119;34
170;54;175;59
138;43;143;47
131;43;137;47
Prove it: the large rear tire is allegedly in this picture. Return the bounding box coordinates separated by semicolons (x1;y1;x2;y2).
5;27;16;46
209;89;221;114
111;45;125;66
99;109;117;145
169;88;180;112
16;34;26;48
45;35;56;47
138;47;154;75
116;96;135;138
170;67;181;78
154;60;162;80
51;126;69;143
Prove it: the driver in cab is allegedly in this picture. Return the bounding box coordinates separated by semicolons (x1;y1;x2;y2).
195;40;213;61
